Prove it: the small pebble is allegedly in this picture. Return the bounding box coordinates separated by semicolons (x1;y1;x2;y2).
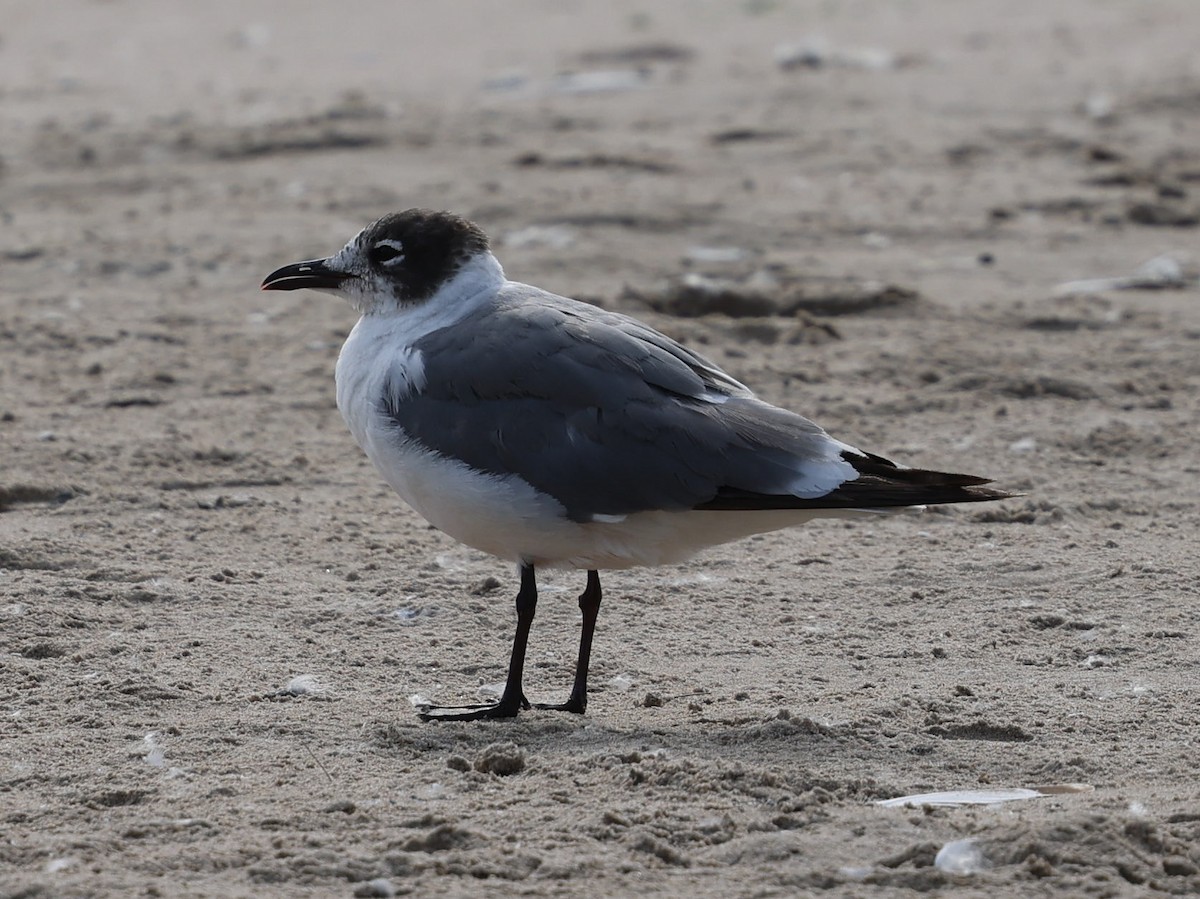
608;674;634;693
280;674;324;696
354;879;396;898
469;576;502;596
935;839;985;875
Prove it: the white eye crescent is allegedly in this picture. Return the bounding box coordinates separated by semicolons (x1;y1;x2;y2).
371;239;406;266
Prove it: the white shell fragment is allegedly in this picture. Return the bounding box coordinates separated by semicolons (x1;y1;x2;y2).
876;783;1094;808
1053;254;1192;296
876;788;1045;808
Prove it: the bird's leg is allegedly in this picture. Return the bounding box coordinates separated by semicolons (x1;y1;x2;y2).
535;569;602;714
496;562;538;713
417;564;537;722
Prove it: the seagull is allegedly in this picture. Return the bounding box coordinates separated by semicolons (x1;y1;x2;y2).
261;209;1013;722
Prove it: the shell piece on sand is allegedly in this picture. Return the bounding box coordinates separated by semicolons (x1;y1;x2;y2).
875;784;1093;808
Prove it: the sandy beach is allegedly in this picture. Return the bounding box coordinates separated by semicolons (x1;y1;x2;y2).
3;1;1200;895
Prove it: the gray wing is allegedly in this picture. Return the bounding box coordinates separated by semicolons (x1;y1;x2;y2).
382;284;864;522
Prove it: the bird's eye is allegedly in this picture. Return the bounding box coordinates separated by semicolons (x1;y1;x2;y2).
370;241;405;266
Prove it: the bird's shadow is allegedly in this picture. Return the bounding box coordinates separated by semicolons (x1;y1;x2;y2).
364;708;892;797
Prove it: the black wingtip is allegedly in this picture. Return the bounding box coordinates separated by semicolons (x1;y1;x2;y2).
695;451;1019;512
837;450;1020;506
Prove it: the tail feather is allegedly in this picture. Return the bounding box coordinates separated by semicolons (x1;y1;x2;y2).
695;450;1018;512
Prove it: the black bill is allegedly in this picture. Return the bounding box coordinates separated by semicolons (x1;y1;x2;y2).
261;259;353;291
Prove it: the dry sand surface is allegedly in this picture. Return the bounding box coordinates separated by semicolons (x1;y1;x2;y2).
3;1;1200;896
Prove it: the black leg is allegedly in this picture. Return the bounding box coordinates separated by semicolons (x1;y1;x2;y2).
535;569;602;714
418;563;538;722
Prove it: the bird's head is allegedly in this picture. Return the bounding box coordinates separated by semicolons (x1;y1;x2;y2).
261;208;494;314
